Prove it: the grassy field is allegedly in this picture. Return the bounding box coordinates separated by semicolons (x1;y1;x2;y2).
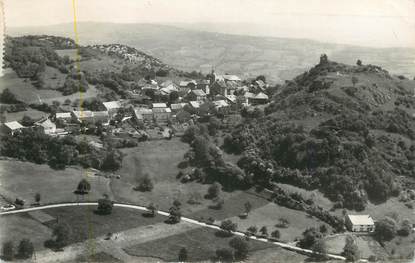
43;206;165;245
0;69;98;105
0;160;113;205
325;234;387;259
2;108;49;122
0;213;52;250
124;227;275;262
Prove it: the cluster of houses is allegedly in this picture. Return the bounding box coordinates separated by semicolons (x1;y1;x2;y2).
1;71;271;137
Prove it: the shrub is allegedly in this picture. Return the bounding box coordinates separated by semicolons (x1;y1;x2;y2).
17;239;34;259
229;237;249;260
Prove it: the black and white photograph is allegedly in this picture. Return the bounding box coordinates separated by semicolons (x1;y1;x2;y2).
0;0;414;262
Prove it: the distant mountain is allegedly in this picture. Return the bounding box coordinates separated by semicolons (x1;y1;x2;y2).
8;22;415;83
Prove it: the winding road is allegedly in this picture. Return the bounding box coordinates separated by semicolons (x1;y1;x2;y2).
0;202;346;261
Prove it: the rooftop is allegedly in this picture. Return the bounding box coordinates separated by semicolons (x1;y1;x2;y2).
4;121;24;130
152;103;168;108
347;215;375;226
56;112;71;119
103;101;122;110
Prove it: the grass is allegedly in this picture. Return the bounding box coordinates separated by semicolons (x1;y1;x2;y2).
325;234;388;259
0;69;98;105
0;213;52;250
0;160;113;205
124;227;275;262
69;252;123;263
43;206;165;245
2;108;49;122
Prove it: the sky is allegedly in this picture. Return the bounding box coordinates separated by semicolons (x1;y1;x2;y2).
3;0;415;48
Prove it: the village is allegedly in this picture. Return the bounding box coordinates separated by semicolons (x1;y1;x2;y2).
1;71;270;140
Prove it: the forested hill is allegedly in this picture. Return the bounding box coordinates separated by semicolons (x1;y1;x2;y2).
3;35;200;98
224;55;415;211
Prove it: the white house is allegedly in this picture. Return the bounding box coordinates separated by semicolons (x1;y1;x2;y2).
2;121;24;135
346;215;375;232
55;112;72;123
102;101;122;118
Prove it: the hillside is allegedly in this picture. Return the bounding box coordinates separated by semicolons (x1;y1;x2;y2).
1;35;190;104
8;22;415;83
224;55;415;211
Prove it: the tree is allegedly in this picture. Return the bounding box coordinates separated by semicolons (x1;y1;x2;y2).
298;227;323;249
52;222;71;248
271;230;280;240
20;115;35;127
397;219;412;236
96;196;113;215
34;193;41;204
342;235;360;262
319;224;327;234
220;220;237;234
2;241;14;261
146;203;157;217
311;239;328;260
168;205;182;223
173;199;182;208
17;239;34;259
178;247;188;261
216;248;234;262
0;88;19;104
136;174;154;192
212;197;225;210
247;226;258;235
244;201;252;215
229;236;249;260
259;226;268;237
356;59;362;66
207;182;221;199
351;76;359;87
374;218;397;242
76;179;91;194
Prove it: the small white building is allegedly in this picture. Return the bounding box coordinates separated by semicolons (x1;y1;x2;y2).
2;121;24;135
102;101;122;118
55;112;72;123
346;215;375;232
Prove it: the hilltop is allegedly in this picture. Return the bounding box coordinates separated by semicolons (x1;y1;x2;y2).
224;55;415;211
8;22;415;83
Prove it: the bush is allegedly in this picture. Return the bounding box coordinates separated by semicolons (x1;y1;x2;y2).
17;239;34;259
216;248;234;262
229;237;249;260
2;241;14;261
374;218;397;242
207;182;221;199
135;174;154;192
96;197;114;215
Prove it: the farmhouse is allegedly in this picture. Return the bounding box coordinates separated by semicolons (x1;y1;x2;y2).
35;118;56;135
55;112;72;123
346;214;375;232
2;121;24;135
133;107;153;122
92;111;110;124
71;110;94;123
170;103;188;113
152;105;172;123
102;100;122;118
186;89;206;101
